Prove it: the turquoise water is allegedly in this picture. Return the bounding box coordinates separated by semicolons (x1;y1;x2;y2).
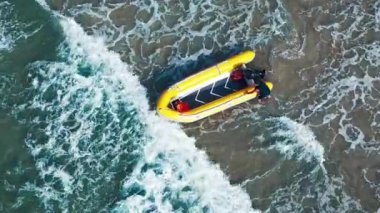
1;0;380;212
1;1;253;212
0;1;59;211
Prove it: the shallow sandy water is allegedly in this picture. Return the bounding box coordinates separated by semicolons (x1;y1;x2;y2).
44;1;380;212
36;0;380;211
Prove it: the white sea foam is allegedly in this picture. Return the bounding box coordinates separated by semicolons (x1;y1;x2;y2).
375;1;380;25
29;0;380;211
270;117;325;169
0;1;17;51
243;116;362;212
58;0;294;70
29;0;302;211
62;17;255;212
266;173;363;212
53;169;73;193
25;1;257;208
71;17;255;211
0;1;41;52
317;175;363;212
295;1;380;154
270;2;378;210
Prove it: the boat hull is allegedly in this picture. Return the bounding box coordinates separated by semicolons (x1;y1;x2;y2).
156;50;273;123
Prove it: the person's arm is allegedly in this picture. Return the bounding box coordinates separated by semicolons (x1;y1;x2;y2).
256;79;271;99
243;68;255;79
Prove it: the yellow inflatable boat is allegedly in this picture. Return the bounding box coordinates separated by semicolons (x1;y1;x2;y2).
156;50;273;123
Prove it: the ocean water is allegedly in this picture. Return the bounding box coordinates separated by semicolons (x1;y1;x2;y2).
0;0;379;212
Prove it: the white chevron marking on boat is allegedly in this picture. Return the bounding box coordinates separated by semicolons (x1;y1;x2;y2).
224;76;237;91
224;76;232;90
210;82;223;97
195;89;206;104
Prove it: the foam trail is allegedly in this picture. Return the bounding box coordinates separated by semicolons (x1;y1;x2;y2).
269;117;325;169
253;117;363;212
27;1;257;210
0;1;41;51
0;1;19;51
54;0;295;74
62;17;255;212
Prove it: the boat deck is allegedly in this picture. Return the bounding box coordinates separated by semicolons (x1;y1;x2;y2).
170;77;248;109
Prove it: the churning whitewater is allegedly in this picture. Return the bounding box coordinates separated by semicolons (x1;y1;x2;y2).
1;0;379;212
24;12;255;212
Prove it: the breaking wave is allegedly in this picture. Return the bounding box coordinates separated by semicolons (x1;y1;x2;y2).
21;11;255;211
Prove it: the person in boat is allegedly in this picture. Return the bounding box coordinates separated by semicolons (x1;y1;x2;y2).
174;99;190;112
243;68;271;101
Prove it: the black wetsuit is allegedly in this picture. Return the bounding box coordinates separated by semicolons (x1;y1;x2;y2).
243;69;270;99
255;77;271;99
243;68;265;79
